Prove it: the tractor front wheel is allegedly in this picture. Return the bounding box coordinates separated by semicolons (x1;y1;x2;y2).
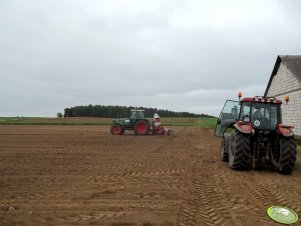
134;120;149;135
111;124;124;135
228;129;251;170
278;137;297;174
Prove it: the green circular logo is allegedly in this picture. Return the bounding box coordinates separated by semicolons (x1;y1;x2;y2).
267;206;299;224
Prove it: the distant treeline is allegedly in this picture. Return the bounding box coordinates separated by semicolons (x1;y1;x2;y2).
64;105;214;118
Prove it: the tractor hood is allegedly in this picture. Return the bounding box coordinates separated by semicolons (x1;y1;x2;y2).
112;118;131;124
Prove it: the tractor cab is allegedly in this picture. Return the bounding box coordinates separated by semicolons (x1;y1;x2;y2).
215;96;283;137
130;109;145;125
240;99;281;131
130;109;145;119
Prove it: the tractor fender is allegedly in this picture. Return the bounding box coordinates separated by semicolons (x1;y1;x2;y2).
134;119;150;125
233;121;253;134
277;124;294;137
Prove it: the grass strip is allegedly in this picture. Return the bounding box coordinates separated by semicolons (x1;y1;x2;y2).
0;121;112;125
0;117;217;127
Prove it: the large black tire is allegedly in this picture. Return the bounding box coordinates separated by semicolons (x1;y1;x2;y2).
221;134;230;161
228;129;251;170
278;137;297;174
134;120;150;135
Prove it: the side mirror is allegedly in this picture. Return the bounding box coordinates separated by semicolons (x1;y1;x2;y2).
217;118;221;124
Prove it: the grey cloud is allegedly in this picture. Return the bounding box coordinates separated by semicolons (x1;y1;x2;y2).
1;0;301;116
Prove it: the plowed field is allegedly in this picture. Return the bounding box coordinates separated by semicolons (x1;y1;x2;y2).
0;125;300;225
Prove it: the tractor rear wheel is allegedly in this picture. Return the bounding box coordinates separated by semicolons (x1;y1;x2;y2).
278;137;297;174
229;129;251;170
221;134;230;161
111;124;124;135
134;120;149;135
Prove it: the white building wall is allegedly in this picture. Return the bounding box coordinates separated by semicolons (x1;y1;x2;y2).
266;62;301;136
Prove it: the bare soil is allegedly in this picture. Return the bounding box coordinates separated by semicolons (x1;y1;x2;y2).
0;125;300;225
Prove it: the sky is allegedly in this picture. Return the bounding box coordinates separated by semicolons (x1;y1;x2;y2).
1;0;301;117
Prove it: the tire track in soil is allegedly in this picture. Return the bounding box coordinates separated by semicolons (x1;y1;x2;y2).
244;173;301;218
177;126;297;226
206;170;284;226
178;163;234;226
1;200;180;211
254;173;301;214
177;127;225;226
207;170;301;226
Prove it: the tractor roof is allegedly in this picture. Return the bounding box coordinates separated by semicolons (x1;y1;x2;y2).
240;96;282;104
131;109;145;112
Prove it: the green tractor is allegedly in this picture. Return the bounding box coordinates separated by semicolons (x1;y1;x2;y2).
215;93;297;174
111;109;150;135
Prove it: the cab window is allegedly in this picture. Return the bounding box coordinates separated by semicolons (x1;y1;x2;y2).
239;102;251;122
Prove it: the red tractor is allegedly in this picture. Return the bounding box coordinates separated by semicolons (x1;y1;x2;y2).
215;93;297;174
